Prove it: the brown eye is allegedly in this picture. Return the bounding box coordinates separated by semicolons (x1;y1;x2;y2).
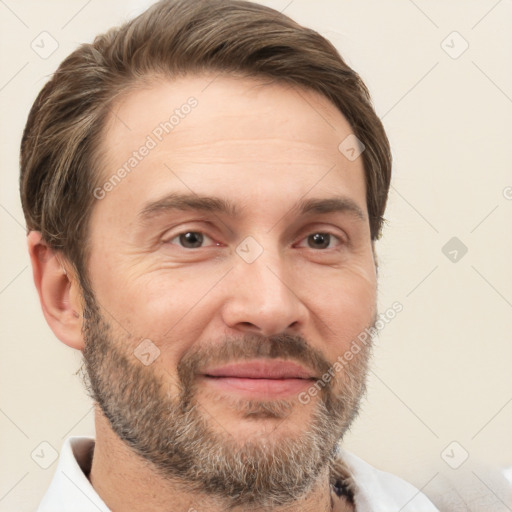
179;232;204;248
307;233;333;249
168;231;215;249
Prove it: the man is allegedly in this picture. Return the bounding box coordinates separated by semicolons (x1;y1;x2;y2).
20;0;439;510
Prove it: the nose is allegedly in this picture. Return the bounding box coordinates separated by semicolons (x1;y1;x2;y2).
220;244;308;337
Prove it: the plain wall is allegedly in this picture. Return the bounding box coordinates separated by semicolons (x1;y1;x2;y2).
1;1;511;510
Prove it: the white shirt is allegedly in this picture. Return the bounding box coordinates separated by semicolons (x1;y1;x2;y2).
37;437;439;512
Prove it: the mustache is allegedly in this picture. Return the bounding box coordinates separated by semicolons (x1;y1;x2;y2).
177;332;332;387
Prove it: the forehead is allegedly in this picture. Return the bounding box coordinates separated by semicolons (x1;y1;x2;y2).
93;73;367;227
102;73;351;150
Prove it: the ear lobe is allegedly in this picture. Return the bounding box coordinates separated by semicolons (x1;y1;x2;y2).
27;231;85;350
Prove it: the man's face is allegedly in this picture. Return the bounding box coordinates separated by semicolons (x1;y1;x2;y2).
81;74;377;506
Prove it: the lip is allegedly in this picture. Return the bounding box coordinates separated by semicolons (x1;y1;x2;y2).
202;360;316;380
200;360;317;398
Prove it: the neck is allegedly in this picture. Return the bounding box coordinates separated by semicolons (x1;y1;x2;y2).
88;408;352;512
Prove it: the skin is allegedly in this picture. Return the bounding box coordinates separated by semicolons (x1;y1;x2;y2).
28;73;377;512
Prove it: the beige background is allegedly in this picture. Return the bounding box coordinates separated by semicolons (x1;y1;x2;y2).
1;0;511;510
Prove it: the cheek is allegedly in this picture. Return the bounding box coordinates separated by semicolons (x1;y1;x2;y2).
307;261;377;345
107;267;222;347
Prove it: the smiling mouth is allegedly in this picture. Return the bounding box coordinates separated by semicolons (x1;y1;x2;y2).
201;359;317;398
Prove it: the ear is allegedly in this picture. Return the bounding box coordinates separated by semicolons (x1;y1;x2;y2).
27;231;85;350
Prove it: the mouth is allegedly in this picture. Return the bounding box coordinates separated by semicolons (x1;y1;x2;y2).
200;360;317;398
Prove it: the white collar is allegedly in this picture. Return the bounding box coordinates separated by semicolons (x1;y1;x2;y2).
338;448;439;511
37;436;109;512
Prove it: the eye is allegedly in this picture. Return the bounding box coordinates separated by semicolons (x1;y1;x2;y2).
297;232;344;250
167;231;217;249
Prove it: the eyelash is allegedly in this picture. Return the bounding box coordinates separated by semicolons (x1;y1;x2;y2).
165;229;346;251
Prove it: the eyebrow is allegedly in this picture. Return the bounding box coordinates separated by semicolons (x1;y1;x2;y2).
137;192;367;224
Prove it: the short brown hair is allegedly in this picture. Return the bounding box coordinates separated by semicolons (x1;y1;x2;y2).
20;0;392;284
